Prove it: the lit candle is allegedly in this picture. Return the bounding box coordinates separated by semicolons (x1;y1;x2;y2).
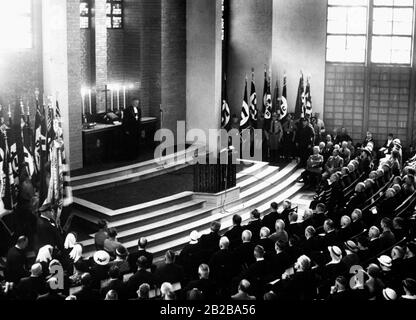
116;87;120;110
123;85;126;109
88;89;92;114
110;87;114;111
81;89;85;115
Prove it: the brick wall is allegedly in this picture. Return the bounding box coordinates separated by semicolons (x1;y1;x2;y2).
80;29;93;87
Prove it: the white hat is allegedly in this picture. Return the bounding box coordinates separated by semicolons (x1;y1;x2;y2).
189;231;200;244
377;255;392;268
328;246;342;258
382;288;397;300
93;250;110;266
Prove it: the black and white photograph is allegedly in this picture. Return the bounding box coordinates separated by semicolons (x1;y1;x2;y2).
0;0;416;314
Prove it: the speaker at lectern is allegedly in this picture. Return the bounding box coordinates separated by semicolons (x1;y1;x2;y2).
193;146;237;193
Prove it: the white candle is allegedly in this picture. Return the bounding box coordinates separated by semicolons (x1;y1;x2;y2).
110;88;114;111
123;86;126;109
81;92;85;114
117;87;120;110
88;89;92;114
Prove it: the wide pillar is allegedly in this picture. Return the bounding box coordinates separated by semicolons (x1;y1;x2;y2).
272;0;327;117
186;0;222;149
42;0;83;170
94;0;108;113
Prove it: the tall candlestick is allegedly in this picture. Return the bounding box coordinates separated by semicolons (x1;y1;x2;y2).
88;89;92;114
116;87;120;110
123;86;126;109
110;88;114;111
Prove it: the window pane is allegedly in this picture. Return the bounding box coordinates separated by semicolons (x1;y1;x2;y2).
329;0;367;5
80;16;89;29
112;3;122;15
373;8;393;22
80;3;89;15
112;16;123;28
347;7;367;34
327;35;346;49
391;49;411;63
393;21;412;34
374;0;394;5
106;16;112;28
393;0;414;6
372;36;392;62
392;35;411;50
373;20;393;34
393;8;413;22
106;3;112;15
328;7;347;23
328;20;347;33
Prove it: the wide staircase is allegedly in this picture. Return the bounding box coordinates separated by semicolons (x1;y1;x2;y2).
76;159;304;263
71;145;206;194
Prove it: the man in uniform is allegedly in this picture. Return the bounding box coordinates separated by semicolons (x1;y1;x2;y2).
123;98;142;160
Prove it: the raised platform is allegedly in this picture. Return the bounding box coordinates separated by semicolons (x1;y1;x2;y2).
73;156;305;263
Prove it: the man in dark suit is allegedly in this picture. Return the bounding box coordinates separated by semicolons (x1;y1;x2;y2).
379;218;396;251
234;229;256;268
239;245;271;297
287;212;303;238
178;231;203;281
184;264;217;300
321;219;339;249
378;133;394;159
122;98;142;159
224;214;243;250
245;210;262;242
154;250;185;287
257;227;274;257
72;273;100;301
15;263;46;300
33;204;63;252
267;240;291;281
128;237;154;273
262;202;279;232
4;236;29;284
126;256;157;299
37;278;67;301
208;237;235;296
199;221;222;262
100;265;126;300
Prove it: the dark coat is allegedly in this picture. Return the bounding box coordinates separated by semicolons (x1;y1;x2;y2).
34;216;63;251
4;246;29;283
233;242;255;271
178;243;204;280
100;278;126;300
224;226;243;250
154;263;185;287
126;269;157;299
15;276;47;300
245;219;263;241
262;211;280;233
128;249;154;273
208;249;236;285
199;232;221;262
184;278;217;300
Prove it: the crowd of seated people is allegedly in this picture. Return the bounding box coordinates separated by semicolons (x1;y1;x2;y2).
1;126;416;301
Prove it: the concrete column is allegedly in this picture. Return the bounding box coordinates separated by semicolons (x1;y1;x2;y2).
272;0;327;117
186;0;222;149
42;0;83;170
94;0;108;113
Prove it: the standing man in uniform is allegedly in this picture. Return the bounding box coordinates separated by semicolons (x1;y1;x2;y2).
295;118;315;168
123;98;142;160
